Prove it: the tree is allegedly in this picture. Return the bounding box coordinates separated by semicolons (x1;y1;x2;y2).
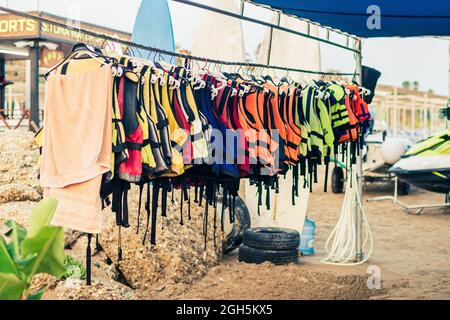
412;80;419;91
402;80;411;90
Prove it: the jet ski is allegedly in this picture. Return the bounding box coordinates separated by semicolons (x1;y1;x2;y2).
389;130;450;194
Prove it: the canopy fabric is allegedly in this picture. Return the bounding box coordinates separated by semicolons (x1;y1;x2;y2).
251;0;450;38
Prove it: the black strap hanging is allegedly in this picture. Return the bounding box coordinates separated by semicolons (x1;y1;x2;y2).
194;185;199;203
228;188;234;223
300;157;306;177
187;187;191;221
324;157;330;192
95;234;101;252
308;159;313;192
150;180;160;245
212;183;218;248
112;187;123;226
291;166;298;205
199;185;204;206
221;185;227;232
313;163;318;184
142;183;151;244
203;196;209;250
122;183;130;228
257;180;262;216
117;226;123;261
136;182;144;234
161;181;168;218
171;186;175;203
86;233;92;285
180;188;184;226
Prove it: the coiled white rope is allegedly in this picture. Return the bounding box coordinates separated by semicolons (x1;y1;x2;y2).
321;166;373;266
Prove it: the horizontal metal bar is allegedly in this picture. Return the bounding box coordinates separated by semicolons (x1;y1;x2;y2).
172;0;360;53
244;0;359;41
0;5;357;76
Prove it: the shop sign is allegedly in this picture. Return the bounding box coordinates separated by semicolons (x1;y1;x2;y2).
40;47;64;68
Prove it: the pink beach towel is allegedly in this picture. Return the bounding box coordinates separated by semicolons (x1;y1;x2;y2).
40;65;113;234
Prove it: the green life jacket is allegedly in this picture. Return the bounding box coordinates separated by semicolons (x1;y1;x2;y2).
328;83;350;138
302;86;324;159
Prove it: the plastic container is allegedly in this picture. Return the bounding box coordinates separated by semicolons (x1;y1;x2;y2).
300;217;315;255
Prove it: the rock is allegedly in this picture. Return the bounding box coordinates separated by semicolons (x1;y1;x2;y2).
155;285;165;292
0;129;41;193
0;183;41;203
64;230;84;249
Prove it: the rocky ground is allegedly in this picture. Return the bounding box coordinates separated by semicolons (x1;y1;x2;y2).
0;128;221;300
1;128;449;300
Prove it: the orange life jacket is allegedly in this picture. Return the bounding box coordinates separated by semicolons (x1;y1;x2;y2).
237;85;277;174
339;93;359;143
280;84;301;163
263;83;288;172
346;83;370;123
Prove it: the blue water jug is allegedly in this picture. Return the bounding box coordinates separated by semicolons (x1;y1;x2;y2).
300;217;315;255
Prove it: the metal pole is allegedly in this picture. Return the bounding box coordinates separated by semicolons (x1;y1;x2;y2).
0;59;4;117
29;42;40;131
0;5;356;77
170;0;359;53
355;39;363;262
266;11;281;65
393;87;398;137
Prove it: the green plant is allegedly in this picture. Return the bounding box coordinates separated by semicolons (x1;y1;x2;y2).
0;198;65;300
62;255;86;280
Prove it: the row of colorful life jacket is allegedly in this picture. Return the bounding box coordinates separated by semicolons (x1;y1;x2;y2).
36;45;372;251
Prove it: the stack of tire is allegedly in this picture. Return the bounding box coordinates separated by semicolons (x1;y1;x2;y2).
238;227;300;264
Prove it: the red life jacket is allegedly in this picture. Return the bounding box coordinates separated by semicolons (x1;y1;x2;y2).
117;73;143;182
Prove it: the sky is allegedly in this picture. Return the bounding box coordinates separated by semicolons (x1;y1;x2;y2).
4;0;449;95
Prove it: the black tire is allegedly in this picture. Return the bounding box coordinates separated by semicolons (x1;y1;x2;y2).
221;196;251;254
397;180;410;196
243;227;300;251
238;245;298;264
331;166;345;194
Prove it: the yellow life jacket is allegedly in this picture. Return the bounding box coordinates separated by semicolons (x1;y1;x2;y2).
175;68;209;164
148;68;185;176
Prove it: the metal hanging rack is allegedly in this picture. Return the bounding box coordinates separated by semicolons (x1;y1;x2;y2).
0;5;358;77
0;1;365;264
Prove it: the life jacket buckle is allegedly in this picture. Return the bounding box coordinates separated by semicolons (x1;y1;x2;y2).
168;75;175;86
172;79;181;90
211;87;219;100
151;74;158;84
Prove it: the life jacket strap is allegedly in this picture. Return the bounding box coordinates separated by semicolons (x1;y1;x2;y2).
136;182;143;234
122;182;130;228
117;226;123;261
221;185;228;232
142;183;151;245
150;180;160;245
86;233;92;285
324;155;330;193
180;187;184;226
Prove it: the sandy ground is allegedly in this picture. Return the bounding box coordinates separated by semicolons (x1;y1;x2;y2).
145;178;450;300
1;128;449;299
